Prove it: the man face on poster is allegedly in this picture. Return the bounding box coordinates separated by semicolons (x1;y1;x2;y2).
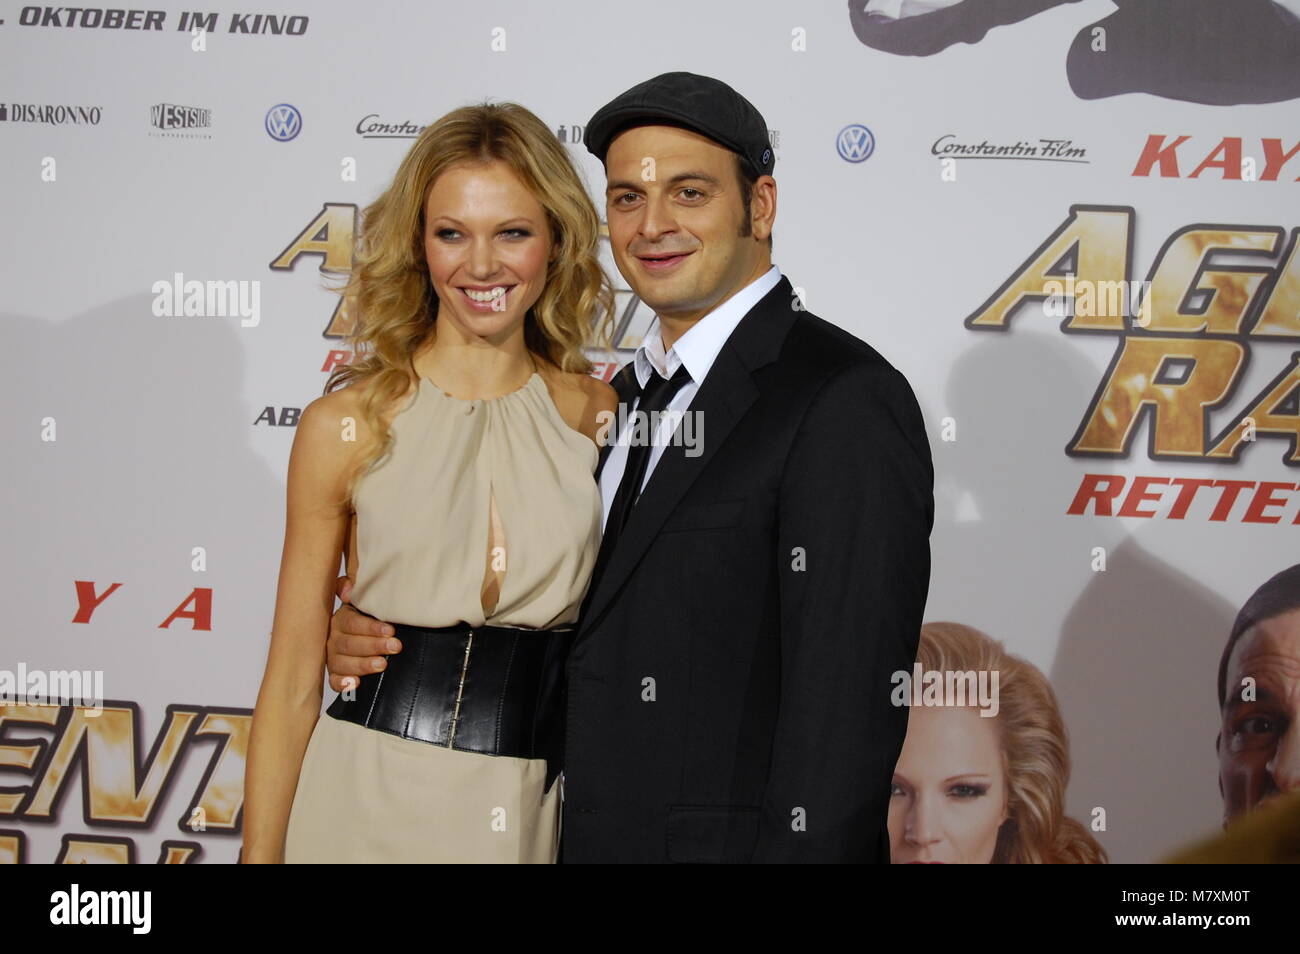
1218;605;1300;821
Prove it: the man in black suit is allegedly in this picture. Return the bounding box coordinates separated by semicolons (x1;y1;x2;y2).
325;73;934;862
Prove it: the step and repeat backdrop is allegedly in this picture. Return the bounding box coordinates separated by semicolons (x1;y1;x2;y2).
2;0;1298;863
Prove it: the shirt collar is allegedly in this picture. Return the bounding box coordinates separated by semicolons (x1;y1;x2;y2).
634;264;783;389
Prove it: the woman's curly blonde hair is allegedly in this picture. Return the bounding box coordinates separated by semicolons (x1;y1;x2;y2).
323;101;614;505
916;622;1108;864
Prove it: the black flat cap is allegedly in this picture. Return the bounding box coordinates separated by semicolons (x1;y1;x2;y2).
585;71;775;176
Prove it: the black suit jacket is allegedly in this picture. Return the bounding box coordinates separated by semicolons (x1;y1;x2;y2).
561;275;934;863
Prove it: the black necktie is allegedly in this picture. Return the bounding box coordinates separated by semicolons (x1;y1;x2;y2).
603;363;692;547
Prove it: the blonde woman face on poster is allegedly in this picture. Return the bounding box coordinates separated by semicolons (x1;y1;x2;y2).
423;159;553;348
889;705;1009;863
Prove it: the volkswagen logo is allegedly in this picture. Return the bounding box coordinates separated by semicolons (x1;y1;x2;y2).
265;103;302;142
836;124;875;163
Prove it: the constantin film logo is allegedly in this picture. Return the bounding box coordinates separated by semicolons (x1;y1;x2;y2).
355;113;427;139
932;134;1089;166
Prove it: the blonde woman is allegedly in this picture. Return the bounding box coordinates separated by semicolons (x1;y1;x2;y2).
242;102;617;863
889;622;1107;863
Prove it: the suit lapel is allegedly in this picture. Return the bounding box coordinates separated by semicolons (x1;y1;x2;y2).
578;275;798;637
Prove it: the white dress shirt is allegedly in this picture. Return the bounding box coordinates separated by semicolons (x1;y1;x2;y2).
599;264;783;532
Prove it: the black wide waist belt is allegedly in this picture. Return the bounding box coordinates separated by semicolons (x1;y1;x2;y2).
325;611;574;792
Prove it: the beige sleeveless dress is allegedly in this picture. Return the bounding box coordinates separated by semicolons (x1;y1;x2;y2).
283;369;601;863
